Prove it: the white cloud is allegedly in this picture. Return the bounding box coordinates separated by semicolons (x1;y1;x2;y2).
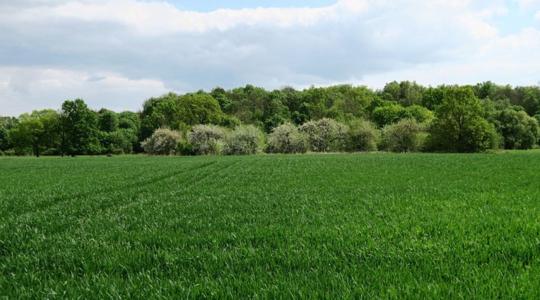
12;0;368;35
0;68;168;116
0;0;539;115
515;0;540;8
361;27;540;87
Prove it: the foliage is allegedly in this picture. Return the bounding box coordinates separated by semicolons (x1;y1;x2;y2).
405;105;434;124
98;109;119;132
141;128;182;155
8;110;61;156
223;125;265;155
299;118;349;152
140;92;223;140
266;123;308;154
381;81;425;106
493;109;539;149
188;125;227;155
177;93;223;126
428;87;500;152
381;119;426;152
0;117;17;151
2;82;540;156
513;86;540;116
60;99;101;155
100;129;137;154
372;104;407;127
347;120;380;152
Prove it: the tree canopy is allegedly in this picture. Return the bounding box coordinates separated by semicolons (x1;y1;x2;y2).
2;81;540;156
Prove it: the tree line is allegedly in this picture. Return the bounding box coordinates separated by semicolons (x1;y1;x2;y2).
1;81;539;156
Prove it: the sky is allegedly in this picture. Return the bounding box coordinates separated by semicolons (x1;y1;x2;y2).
1;0;540;116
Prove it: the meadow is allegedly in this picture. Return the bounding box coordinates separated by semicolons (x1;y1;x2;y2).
1;152;540;298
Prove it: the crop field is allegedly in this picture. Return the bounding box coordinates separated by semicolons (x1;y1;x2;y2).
1;152;540;298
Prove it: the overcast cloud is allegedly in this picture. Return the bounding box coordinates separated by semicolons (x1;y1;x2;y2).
1;0;540;115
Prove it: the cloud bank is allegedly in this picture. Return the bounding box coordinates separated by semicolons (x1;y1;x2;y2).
0;0;539;115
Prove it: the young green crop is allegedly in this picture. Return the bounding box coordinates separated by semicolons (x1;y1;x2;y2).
1;152;540;298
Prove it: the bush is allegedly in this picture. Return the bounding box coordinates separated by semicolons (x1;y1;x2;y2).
266;123;308;154
348;120;380;152
141;128;182;155
381;119;426;152
299;118;349;152
223;125;265;155
176;139;194;156
188;125;227;155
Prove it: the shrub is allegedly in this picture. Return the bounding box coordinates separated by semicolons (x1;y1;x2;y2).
176;139;194;156
299;118;349;152
348;120;380;152
141;128;182;155
188;125;227;155
223;125;265;155
266;123;308;154
381;119;426;152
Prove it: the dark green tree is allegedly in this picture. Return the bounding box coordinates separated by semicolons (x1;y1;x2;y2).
98;109;119;132
60;99;100;155
7;110;60;156
493;109;539;149
0;117;17;152
428;87;499;152
177;93;223;126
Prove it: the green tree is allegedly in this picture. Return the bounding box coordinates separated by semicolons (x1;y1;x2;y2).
514;86;540;116
421;86;448;110
140;93;181;140
494;109;539;149
98;109;119;132
8;115;42;156
405;105;434;124
382;81;425;106
372;104;407;127
177;93;223;126
7;110;60;156
60;99;100;155
327;85;374;121
0;117;17;152
140;92;223;140
428;87;499;152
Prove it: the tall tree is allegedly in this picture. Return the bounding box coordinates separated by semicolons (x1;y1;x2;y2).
428;86;499;152
0;117;17;152
60;99;100;155
98;109;119;132
7;110;60;156
493;109;539;149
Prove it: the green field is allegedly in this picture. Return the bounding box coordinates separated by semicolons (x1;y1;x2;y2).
1;152;540;298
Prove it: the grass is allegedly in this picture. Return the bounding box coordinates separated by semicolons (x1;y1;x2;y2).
1;152;540;298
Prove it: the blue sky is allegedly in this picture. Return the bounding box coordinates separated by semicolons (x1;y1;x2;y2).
1;0;540;115
168;0;337;11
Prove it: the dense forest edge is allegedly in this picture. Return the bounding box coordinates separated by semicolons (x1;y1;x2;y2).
1;81;540;156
